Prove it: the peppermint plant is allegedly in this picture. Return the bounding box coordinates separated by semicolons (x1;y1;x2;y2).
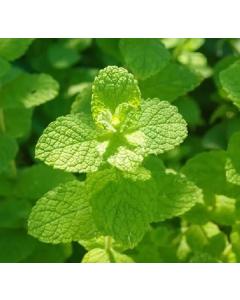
28;66;203;262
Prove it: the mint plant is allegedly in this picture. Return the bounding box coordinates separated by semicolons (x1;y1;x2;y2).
1;38;240;263
28;66;202;261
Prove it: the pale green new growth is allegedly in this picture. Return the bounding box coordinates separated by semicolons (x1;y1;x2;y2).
28;181;98;244
138;99;187;155
120;38;170;80
36;114;103;173
219;60;240;108
92;66;141;129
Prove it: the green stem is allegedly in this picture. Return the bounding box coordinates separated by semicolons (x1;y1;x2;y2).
104;236;112;251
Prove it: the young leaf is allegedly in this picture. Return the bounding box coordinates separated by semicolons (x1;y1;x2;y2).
139;62;200;102
138;99;187;155
92;66;141;128
120;38;170;80
35;114;103;173
28;181;98;244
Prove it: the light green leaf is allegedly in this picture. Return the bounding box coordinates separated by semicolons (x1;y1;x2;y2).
138;99;187;155
35;114;103;173
0;134;18;173
120;38;170;80
92;66;141;128
219;60;240;107
82;248;133;263
211;195;236;226
28;180;98;244
139;62;201;102
0;38;33;61
88;171;152;247
150;171;202;222
0;72;59;109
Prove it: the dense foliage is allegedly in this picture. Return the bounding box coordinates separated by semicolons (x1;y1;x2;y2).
1;38;240;262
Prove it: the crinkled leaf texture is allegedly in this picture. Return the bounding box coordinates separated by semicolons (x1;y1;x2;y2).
35;114;103;173
92;66;141;128
120;38;170;80
138;99;187;155
88;166;201;247
28;180;98;244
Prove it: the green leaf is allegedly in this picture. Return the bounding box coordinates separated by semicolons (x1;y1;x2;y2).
82;248;133;263
15;164;75;200
0;38;33;61
35;114;103;173
227;131;240;172
92;66;141;128
0;199;31;229
138;99;187;155
48;43;80;69
0;57;10;77
174;96;202;127
181;150;228;198
4;107;33;137
25;243;72;263
211;195;236;226
139;62;201;102
88;171;152;247
120;38;170;80
219;60;240;107
71;83;92;115
0;229;37;262
0;134;18;173
28;180;98;244
149;171;203;222
0;72;59;109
